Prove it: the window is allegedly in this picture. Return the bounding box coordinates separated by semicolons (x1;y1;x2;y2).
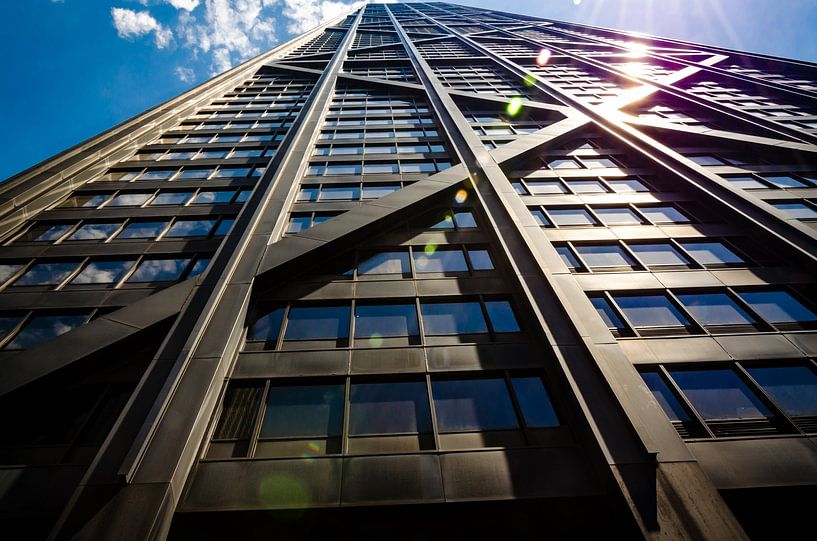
527;181;567;194
260;384;344;441
484;300;521;333
676;293;758;327
17;223;74;242
358;251;410;275
762;175;809;189
421;301;488;335
3;313;90;350
628;243;690;267
248;307;285;342
151;192;192;206
575;245;637;269
548;208;597;227
747;366;817;418
467;248;494;270
567;180;607;193
106;193;152;207
678;241;744;266
117;221;169;239
432;378;518;431
723;176;768;189
164;219;217;238
640;206;690;223
611;294;692;331
66;222;122;241
737;290;817;325
71;260;136;284
595;207;643;225
556;246;583;271
349;382;431;435
127;258;191;282
284;305;350;341
12;262;80;286
58;194;110;208
669;369;771;421
607;178;649;192
354;303;419;342
590;296;628;335
362;184;399;199
0;263;25;285
773;202;817;219
191;191;236;205
412;248;468;273
511;376;559;427
319;185;361;200
641;371;693;423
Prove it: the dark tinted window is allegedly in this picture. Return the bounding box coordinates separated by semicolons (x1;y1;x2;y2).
737;290;817;324
485;300;520;333
358;251;409;275
612;294;690;328
249;307;285;342
747;366;817;417
670;369;771;420
284;305;350;340
354;303;419;339
13;262;80;286
421;301;488;335
260;384;344;437
127;258;190;282
71;260;136;284
641;371;691;422
676;293;756;326
511;377;558;427
413;248;467;273
4;313;89;350
432;378;518;431
349;382;431;435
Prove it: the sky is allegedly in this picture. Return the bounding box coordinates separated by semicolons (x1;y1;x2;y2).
2;0;817;181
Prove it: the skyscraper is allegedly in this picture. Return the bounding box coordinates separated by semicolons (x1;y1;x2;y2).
2;1;817;538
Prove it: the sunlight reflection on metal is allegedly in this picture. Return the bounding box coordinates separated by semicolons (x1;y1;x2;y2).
624;42;649;58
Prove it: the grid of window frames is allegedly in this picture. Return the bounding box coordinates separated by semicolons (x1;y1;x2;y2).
206;370;560;459
458;104;560;150
640;360;817;438
590;287;817;338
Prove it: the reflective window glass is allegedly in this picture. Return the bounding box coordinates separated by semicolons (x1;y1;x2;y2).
284;305;350;340
66;223;122;241
608;178;649;192
575;245;637;268
747;366;817;417
191;191;236;205
354;303;419;339
0;263;25;285
641;371;691;422
421;301;488;335
527;181;567;194
679;241;744;266
261;384;344;437
467;249;494;270
612;294;691;328
71;260;135;284
549;208;597;226
358;251;410;275
164;219;217;237
117;221;168;239
107;193;152;207
413;248;468;273
763;175;809;189
676;293;756;326
349;382;432;435
640;206;690;223
511;376;559;427
13;262;80;286
432;379;518;431
362;184;400;199
249;307;285;342
485;300;520;333
670;369;771;420
595;207;643;225
127;258;190;282
773;202;817;219
151;192;192;206
4;313;89;350
629;243;690;267
737;290;817;324
319;185;360;200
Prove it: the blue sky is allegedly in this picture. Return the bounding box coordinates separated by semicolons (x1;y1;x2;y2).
2;0;817;181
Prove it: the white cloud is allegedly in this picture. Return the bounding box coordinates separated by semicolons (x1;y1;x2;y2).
166;0;201;11
280;0;364;34
175;66;196;82
111;7;174;48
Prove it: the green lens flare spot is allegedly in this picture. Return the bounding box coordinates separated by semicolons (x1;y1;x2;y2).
506;97;523;116
523;74;536;87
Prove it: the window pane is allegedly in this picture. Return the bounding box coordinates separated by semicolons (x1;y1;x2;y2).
421;302;488;335
763;175;808;188
4;314;89;350
567;180;607;193
747;366;817;417
676;293;756;325
595;207;643;225
511;376;559;427
612;294;691;328
679;242;744;266
556;246;582;270
191;191;236;205
485;300;520;333
319;186;360;200
640;206;689;223
0;263;25;285
107;193;151;207
591;296;626;330
737;290;817;323
354;303;419;339
364;163;399;174
468;249;494;270
151;192;191;206
358;251;409;275
71;260;135;284
549;208;597;226
349;382;431;435
261;385;344;438
724;176;767;189
164;219;217;237
575;245;636;268
454;211;477;228
773;202;817;219
527;181;567;194
362;184;399;199
325;164;361;175
117;221;168;239
412;248;468;273
13;262;79;286
127;258;190;282
669;369;771;420
629;243;690;266
640;371;691;422
287;215;311;233
25;223;74;242
284;305;350;340
249;307;285;342
67;223;121;241
187;258;210;277
432;379;518;431
608;178;648;192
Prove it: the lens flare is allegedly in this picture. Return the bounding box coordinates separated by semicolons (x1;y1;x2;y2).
368;332;384;348
454;189;468;204
506;97;523;116
424;243;438;255
535;48;551;66
625;42;649;58
523;74;536;87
